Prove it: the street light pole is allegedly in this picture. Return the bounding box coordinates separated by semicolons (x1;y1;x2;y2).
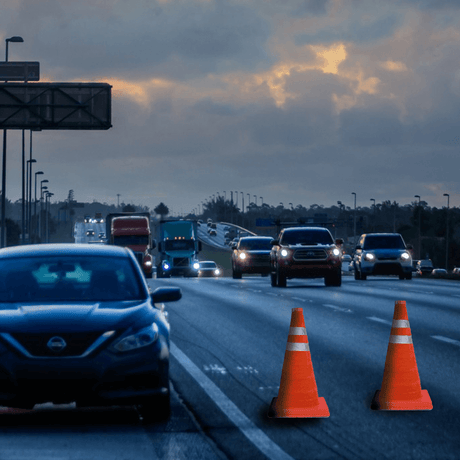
1;36;24;248
370;198;375;231
352;192;357;246
26;159;36;241
34;171;43;240
444;193;450;270
414;195;421;259
21;130;25;244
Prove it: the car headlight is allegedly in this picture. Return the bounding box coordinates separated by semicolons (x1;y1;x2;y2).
281;249;289;257
112;324;159;352
401;252;410;261
364;253;375;262
144;260;153;267
193;262;200;270
215;269;220;275
239;252;247;260
331;248;340;257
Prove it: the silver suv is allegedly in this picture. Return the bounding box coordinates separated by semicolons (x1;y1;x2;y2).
353;233;413;280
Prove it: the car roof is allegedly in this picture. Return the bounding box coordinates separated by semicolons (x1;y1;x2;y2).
0;243;130;259
282;227;330;232
239;236;272;240
361;233;401;237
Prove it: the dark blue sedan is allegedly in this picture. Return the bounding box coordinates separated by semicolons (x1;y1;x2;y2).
0;244;181;421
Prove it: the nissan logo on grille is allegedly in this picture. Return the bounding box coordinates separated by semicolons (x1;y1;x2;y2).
47;336;67;352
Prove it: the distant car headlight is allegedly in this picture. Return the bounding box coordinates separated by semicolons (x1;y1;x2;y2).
239;252;247;260
112;324;159;352
364;253;375;262
193;262;200;270
401;252;410;261
281;249;289;257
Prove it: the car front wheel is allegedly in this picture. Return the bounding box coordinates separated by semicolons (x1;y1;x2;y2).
138;392;171;424
276;267;287;287
270;271;277;287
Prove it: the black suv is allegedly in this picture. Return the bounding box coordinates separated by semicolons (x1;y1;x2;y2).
270;227;342;287
232;236;273;278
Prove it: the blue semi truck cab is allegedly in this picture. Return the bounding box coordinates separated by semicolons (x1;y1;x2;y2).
156;220;202;277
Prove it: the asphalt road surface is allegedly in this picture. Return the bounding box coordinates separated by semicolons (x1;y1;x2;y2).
1;275;459;459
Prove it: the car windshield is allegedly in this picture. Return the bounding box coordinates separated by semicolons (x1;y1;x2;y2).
113;235;149;246
0;256;145;303
164;240;195;251
281;230;334;246
363;235;405;250
200;262;216;268
238;239;272;250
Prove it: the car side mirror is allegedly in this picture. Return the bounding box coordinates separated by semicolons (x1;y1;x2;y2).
355;244;362;250
150;287;182;303
406;244;413;250
271;239;279;246
335;238;344;245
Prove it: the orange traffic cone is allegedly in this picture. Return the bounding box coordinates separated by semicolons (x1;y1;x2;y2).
268;308;329;418
372;300;432;411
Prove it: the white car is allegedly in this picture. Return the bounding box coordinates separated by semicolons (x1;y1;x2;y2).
353;233;413;280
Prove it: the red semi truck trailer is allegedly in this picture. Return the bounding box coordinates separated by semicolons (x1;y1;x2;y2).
110;215;155;278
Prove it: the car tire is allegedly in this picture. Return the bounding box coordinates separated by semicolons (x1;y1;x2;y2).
232;269;242;279
270;272;277;287
325;270;342;287
406;272;412;280
138;391;171;424
361;273;367;280
276;267;287;287
354;268;361;280
145;272;153;279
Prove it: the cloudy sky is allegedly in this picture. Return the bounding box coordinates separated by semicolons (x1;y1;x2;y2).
1;0;459;215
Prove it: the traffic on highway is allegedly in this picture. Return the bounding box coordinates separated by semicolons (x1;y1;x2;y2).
0;212;459;460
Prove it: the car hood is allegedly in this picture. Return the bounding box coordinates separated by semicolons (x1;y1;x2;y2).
165;250;194;257
0;301;151;334
244;250;271;255
365;248;406;256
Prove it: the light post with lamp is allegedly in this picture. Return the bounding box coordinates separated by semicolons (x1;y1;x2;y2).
444;193;450;270
26;159;36;241
34;171;43;241
352;192;357;247
2;36;24;247
370;198;376;231
414;195;421;259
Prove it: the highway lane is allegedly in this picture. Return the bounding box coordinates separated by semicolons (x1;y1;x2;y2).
159;275;460;460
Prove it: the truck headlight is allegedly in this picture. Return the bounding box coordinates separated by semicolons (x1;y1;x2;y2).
193;262;200;270
215;269;220;275
281;249;289;257
239;253;247;260
364;253;375;262
112;324;159;352
331;248;340;257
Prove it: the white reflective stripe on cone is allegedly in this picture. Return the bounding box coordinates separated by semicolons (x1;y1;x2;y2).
286;342;310;351
389;335;413;344
289;327;307;335
392;320;410;328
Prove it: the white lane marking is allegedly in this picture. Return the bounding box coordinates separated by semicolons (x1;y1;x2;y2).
323;304;353;313
203;364;228;375
248;289;262;293
236;366;259;374
431;336;460;347
367;316;392;326
267;293;280;296
291;297;307;302
171;342;294;460
452;295;460;298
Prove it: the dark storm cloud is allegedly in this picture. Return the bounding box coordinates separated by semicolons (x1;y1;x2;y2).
295;14;401;46
291;0;331;16
8;0;273;81
339;101;404;146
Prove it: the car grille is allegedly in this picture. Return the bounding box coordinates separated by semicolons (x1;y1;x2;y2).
247;254;270;267
293;249;328;261
11;331;105;357
173;257;189;267
377;256;398;261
